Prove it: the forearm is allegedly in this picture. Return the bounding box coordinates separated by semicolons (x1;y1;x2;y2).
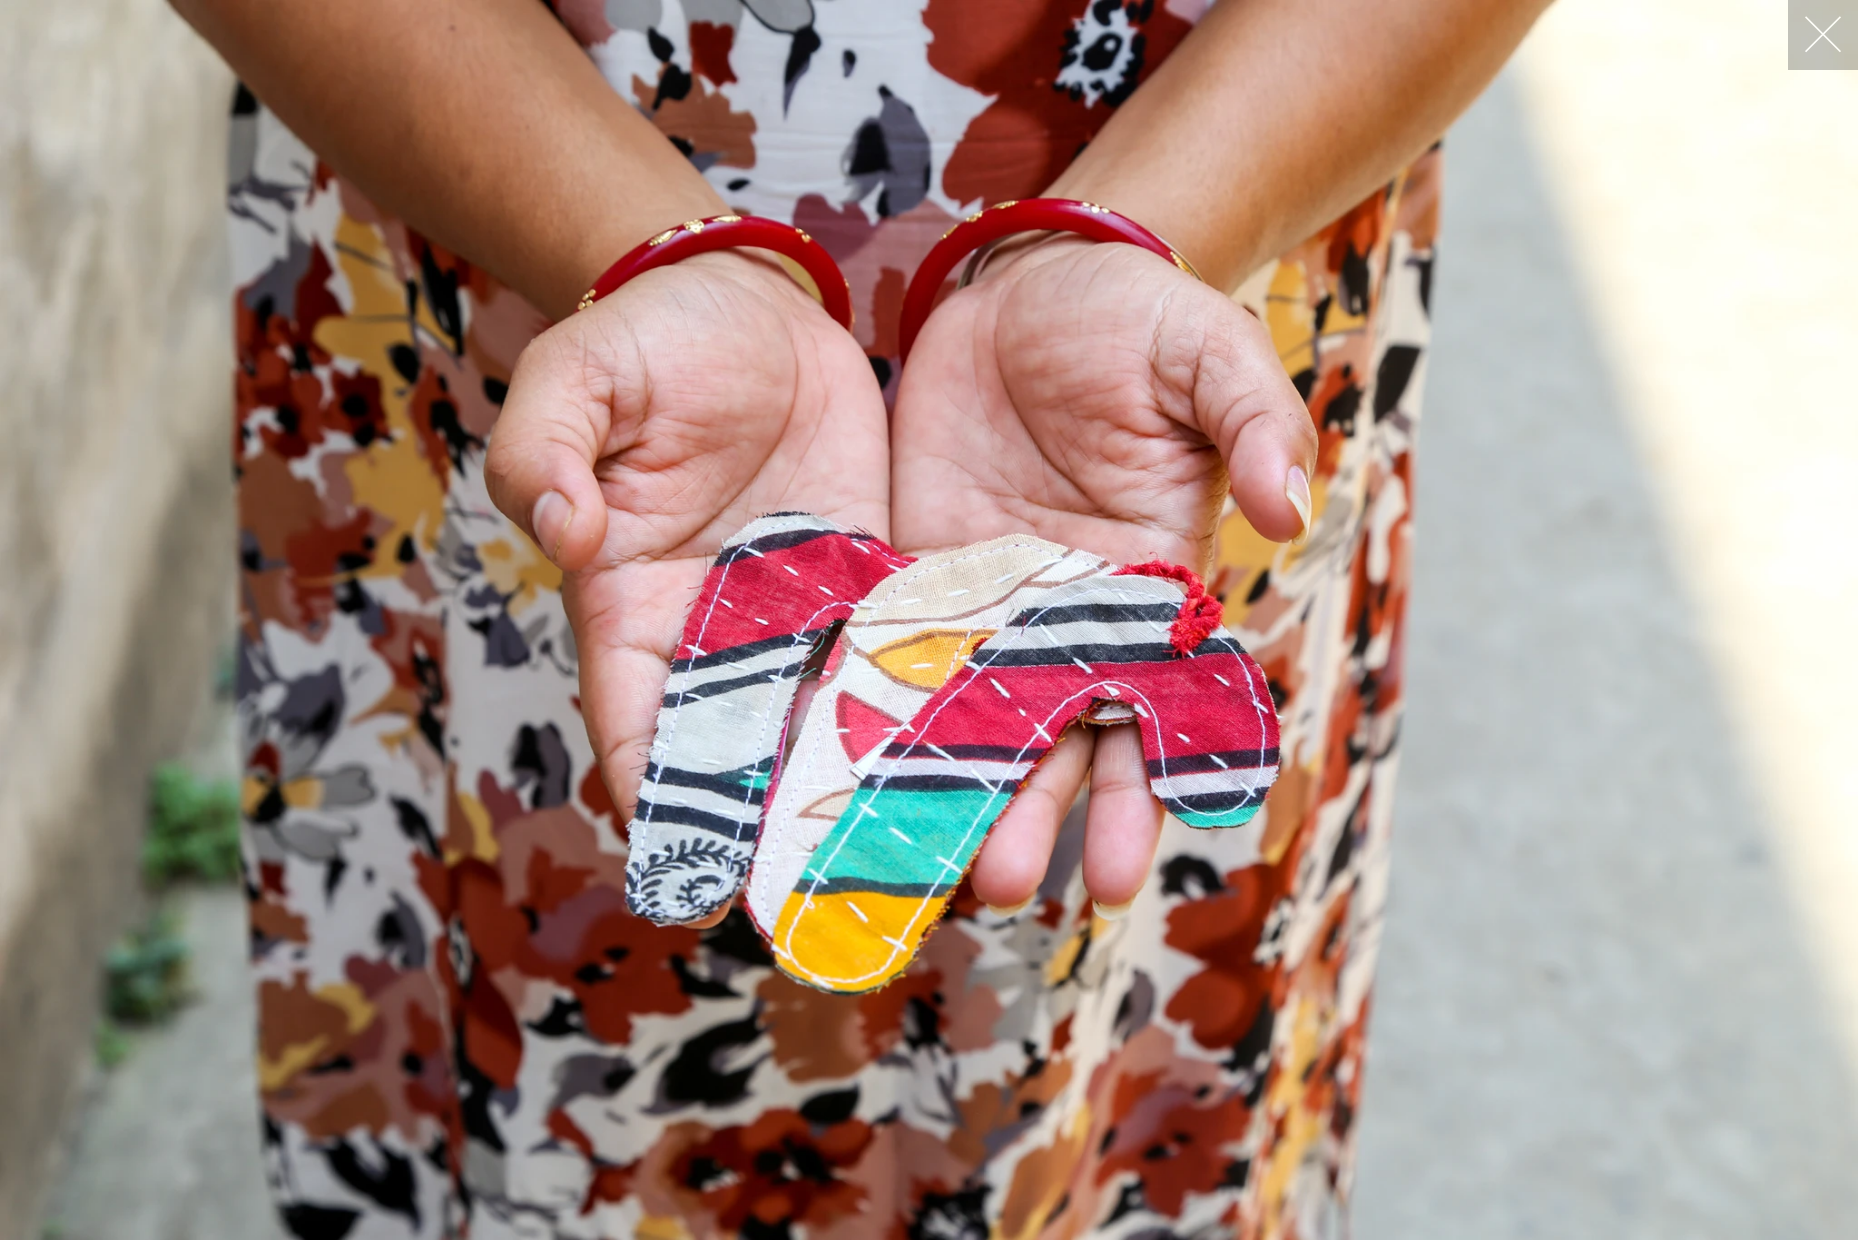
172;0;721;317
1049;0;1549;289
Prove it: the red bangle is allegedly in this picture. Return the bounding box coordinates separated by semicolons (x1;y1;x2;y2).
897;198;1200;361
576;214;855;331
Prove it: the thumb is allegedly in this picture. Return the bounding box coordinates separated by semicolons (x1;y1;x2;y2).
484;327;617;572
1161;284;1317;545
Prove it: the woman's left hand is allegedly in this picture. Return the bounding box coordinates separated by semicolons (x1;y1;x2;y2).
889;236;1314;915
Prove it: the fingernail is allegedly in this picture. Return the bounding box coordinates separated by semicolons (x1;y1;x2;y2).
985;895;1037;918
532;491;573;564
1092;897;1136;922
1285;465;1312;547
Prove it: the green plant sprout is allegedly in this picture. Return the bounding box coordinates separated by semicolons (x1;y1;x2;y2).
103;909;191;1024
143;762;241;886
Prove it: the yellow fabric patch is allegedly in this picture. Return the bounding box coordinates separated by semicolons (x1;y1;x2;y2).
635;1216;695;1240
281;777;323;810
775;887;946;992
257;981;374;1092
867;627;993;690
450;788;499;864
318;215;447;570
478;535;563;615
241;773;273;817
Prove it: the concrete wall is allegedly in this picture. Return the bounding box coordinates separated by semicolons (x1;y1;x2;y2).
0;2;234;1234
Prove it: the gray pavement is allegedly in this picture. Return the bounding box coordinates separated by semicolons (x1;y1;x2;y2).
41;60;1858;1240
1349;75;1858;1237
42;887;281;1240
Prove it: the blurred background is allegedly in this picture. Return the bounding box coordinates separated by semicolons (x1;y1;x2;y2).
3;0;1855;1237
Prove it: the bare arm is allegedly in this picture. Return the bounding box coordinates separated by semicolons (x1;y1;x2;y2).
893;0;1549;913
170;0;720;318
1050;0;1552;288
178;0;898;871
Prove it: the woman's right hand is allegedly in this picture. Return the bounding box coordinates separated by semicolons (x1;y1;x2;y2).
485;251;890;837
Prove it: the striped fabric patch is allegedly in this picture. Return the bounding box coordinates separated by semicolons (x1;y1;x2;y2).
625;513;912;924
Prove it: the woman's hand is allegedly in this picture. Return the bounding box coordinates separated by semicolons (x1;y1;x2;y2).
889;237;1314;916
486;252;890;857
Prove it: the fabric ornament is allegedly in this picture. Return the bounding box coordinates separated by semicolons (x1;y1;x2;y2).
626;513;1281;993
744;534;1107;938
767;568;1281;993
625;512;913;924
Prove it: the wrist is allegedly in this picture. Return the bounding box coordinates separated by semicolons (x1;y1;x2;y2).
1037;168;1237;287
547;186;730;319
964;231;1096;285
898;198;1198;359
675;247;824;315
573;214;852;328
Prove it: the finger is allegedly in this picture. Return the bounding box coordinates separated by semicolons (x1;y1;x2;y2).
680;903;732;930
584;640;674;826
971;726;1094;913
1161;283;1318;544
568;563;696;823
484;325;621;572
1081;722;1165;916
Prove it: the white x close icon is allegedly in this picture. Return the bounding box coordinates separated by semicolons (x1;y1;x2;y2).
1804;13;1844;52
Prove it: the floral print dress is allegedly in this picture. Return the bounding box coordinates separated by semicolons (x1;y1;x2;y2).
228;1;1439;1236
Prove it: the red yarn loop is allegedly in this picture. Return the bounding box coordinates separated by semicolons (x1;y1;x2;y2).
1112;561;1224;655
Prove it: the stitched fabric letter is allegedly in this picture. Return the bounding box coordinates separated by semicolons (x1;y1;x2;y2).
625;513;912;924
745;535;1105;938
770;572;1281;991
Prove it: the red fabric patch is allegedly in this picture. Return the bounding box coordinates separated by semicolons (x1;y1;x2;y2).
689;21;737;85
836;692;907;763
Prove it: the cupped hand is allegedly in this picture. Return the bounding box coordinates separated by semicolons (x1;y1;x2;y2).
889;237;1314;916
486;251;890;924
